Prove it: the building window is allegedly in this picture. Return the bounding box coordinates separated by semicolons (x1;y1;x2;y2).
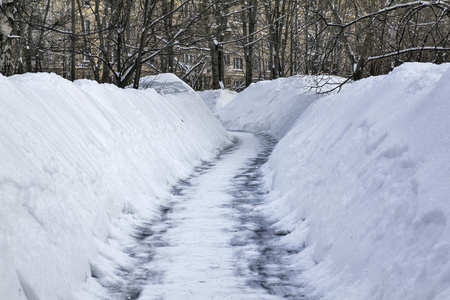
235;35;243;47
224;54;231;67
182;3;195;18
82;47;91;62
252;58;259;71
233;80;244;91
183;54;193;65
234;57;243;70
84;19;91;34
131;26;138;39
266;59;272;72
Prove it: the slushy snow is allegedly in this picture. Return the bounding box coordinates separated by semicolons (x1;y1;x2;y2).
220;62;450;299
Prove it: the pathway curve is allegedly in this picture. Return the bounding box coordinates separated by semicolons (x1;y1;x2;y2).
104;132;308;299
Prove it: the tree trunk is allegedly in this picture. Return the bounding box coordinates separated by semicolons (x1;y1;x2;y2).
162;0;175;73
210;41;221;89
25;22;33;72
71;0;76;81
243;0;257;87
0;0;14;75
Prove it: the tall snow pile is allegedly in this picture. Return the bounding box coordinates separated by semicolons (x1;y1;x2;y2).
261;63;450;299
0;73;230;299
218;76;326;139
198;89;237;114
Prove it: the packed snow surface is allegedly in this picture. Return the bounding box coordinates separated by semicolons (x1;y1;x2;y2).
134;132;282;299
223;63;450;299
0;73;230;299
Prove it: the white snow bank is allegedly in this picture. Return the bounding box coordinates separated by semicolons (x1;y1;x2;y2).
134;73;194;94
218;76;338;139
0;73;230;300
262;63;450;299
198;89;237;114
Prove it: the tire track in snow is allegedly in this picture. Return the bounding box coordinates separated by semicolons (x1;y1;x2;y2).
101;132;310;299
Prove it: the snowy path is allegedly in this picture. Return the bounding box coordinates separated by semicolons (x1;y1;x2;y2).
104;132;307;299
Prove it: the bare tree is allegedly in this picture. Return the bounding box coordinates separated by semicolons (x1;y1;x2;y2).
304;0;450;84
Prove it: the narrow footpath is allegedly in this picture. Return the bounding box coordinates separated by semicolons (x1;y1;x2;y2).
103;132;308;299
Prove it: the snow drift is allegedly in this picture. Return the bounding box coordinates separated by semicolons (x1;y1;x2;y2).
0;73;230;299
198;89;237;114
253;63;450;299
134;73;193;95
218;63;450;299
218;76;326;139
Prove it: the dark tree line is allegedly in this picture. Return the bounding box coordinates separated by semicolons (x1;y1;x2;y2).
1;0;449;90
